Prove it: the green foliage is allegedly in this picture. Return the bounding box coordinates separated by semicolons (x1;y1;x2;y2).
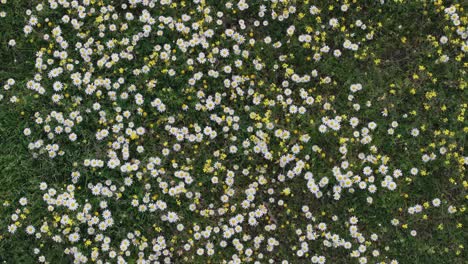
0;0;466;263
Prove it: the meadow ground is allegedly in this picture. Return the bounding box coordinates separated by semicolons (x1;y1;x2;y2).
0;0;466;263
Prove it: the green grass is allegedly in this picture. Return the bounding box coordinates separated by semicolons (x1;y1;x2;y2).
0;0;466;263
